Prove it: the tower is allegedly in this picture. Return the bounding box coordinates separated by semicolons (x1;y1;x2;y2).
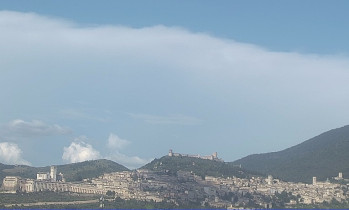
50;166;57;182
312;177;317;185
339;172;343;179
267;175;273;185
213;152;218;158
168;149;173;157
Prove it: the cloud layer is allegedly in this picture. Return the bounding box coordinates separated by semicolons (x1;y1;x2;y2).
106;152;152;170
106;133;152;169
129;113;202;125
2;11;349;164
107;133;130;149
0;142;31;165
1;119;71;139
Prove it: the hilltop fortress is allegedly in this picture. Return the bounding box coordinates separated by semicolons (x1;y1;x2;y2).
168;149;223;162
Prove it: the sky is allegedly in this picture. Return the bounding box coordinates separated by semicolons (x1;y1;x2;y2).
1;1;349;169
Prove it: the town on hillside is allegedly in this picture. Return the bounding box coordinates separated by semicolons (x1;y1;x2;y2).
1;151;349;209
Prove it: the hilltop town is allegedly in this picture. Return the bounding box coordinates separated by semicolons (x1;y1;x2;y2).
1;151;349;209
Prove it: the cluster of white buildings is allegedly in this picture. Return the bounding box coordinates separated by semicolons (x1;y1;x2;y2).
1;166;67;193
202;172;349;207
2;163;349;208
87;169;206;203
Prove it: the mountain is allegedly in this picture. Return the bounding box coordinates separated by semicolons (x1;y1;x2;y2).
233;125;349;183
142;155;263;179
0;159;129;183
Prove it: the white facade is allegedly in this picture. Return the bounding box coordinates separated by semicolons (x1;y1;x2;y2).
50;166;57;181
168;149;223;162
267;175;273;185
37;172;50;180
21;179;35;192
2;176;20;191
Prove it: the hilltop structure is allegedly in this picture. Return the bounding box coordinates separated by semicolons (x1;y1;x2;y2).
168;149;223;162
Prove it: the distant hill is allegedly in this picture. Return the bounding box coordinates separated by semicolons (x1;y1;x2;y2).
142;155;263;179
233;125;349;183
0;159;129;183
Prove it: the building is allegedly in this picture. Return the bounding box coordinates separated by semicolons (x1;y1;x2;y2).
37;172;50;180
57;172;65;182
35;180;69;192
168;149;223;162
50;166;57;182
1;165;66;194
36;165;61;182
312;177;317;185
20;179;35;192
266;175;273;185
1;176;20;192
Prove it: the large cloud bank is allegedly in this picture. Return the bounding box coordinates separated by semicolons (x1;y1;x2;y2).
2;11;349;163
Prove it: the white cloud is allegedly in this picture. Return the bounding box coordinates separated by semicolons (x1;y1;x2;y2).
129;113;202;125
62;138;101;163
1;119;71;138
62;134;151;168
0;142;31;165
107;133;130;149
106;133;152;169
106;152;153;170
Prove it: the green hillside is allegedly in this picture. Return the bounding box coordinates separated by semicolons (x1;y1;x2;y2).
142;155;263;179
233;125;349;183
57;159;129;181
0;159;129;183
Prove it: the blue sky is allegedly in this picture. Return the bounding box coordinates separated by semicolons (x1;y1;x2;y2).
1;1;349;168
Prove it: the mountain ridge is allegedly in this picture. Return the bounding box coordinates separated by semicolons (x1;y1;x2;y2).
233;125;349;183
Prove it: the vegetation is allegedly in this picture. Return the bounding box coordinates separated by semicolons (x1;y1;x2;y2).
142;156;263;179
0;192;217;209
233;125;349;183
0;191;99;204
292;198;349;209
272;190;298;208
0;159;129;184
57;159;129;181
105;197;214;209
3;203;100;209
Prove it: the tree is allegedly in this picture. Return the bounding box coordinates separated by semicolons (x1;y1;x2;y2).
106;190;115;197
